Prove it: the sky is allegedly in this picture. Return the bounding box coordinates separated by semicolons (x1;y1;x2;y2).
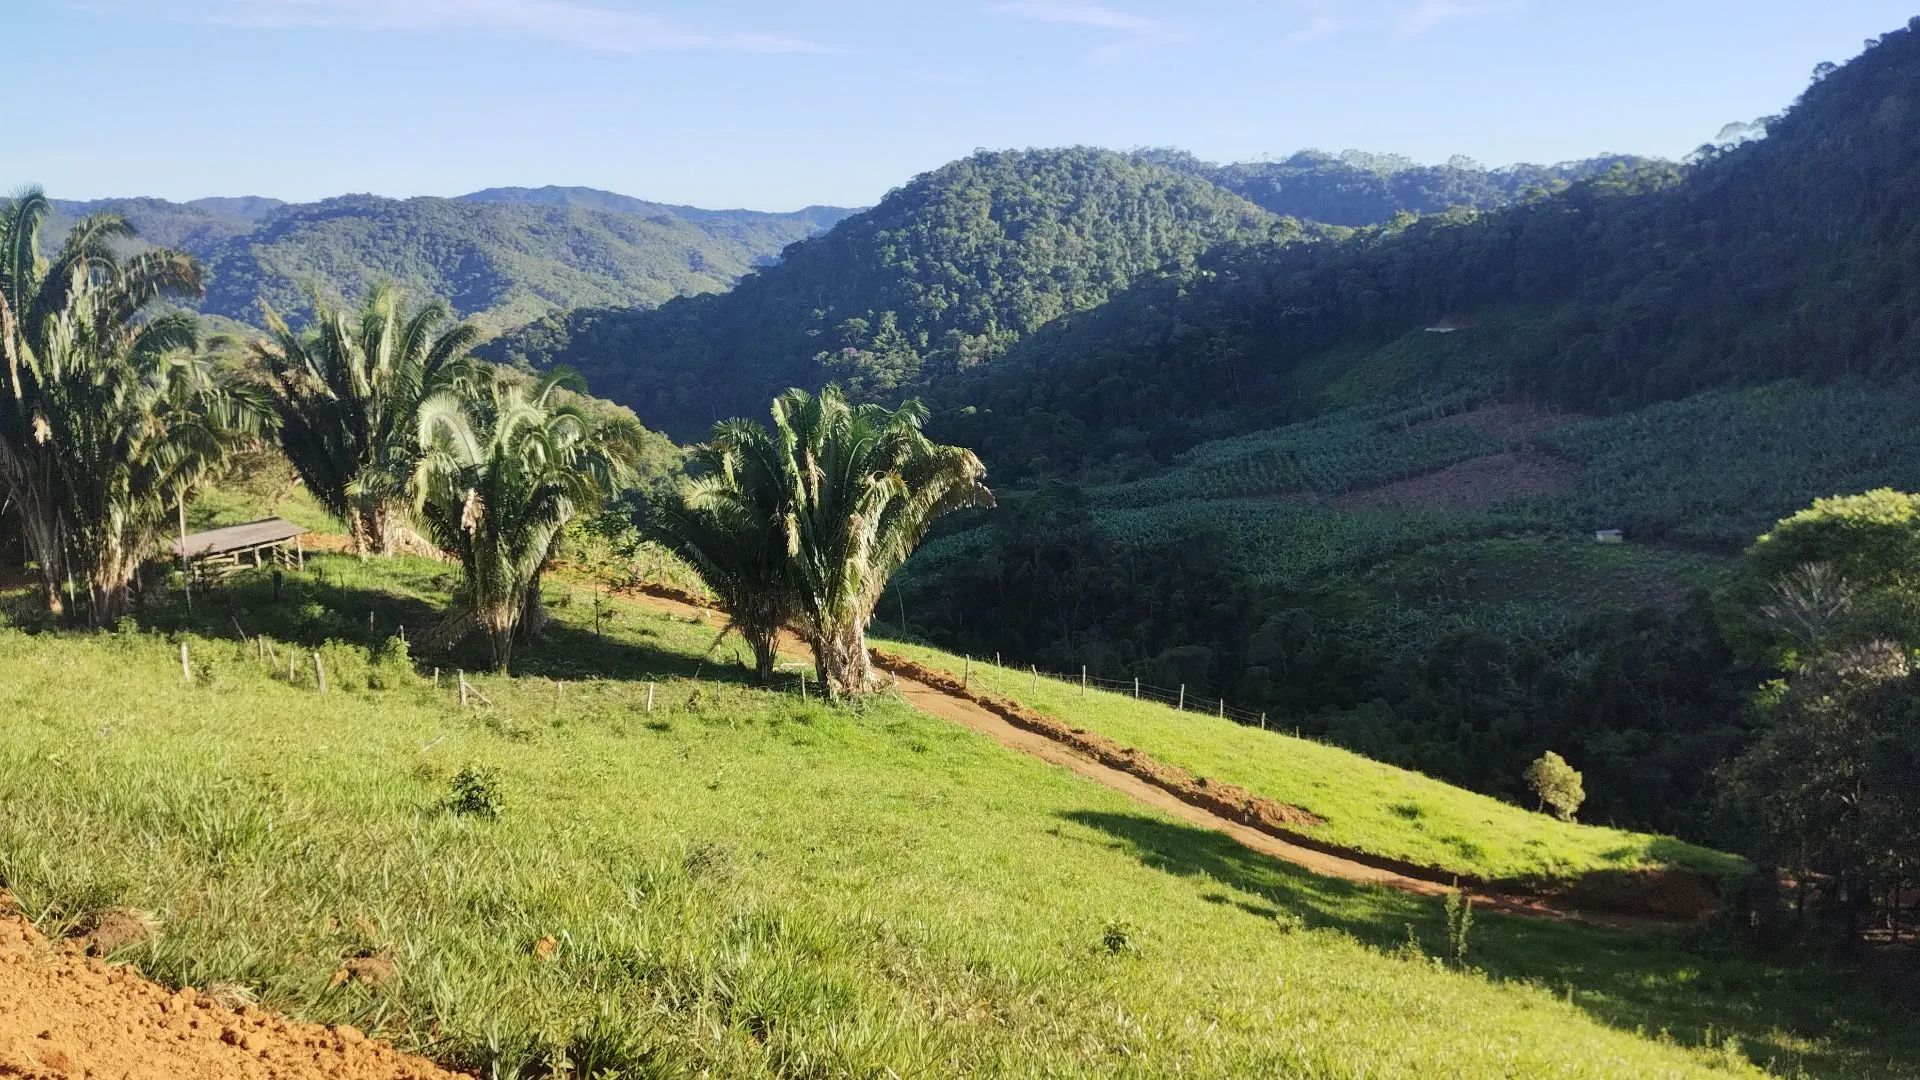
12;1;1919;209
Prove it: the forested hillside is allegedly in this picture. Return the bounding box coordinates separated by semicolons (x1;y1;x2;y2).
483;147;1293;437
47;189;853;333
883;21;1920;837
941;20;1920;478
1143;147;1658;227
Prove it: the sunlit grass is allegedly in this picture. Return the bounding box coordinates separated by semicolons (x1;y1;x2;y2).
880;639;1746;888
0;556;1907;1078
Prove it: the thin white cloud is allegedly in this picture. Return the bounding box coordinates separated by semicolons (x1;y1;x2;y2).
1283;14;1342;45
171;0;829;54
1397;0;1521;38
987;1;1182;57
1274;0;1521;45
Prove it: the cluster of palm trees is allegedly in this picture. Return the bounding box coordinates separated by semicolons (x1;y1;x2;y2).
1;188;263;622
2;187;986;690
647;386;994;698
0;188;640;668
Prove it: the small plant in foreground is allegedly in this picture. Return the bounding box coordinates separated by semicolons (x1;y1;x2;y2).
1445;889;1475;969
1524;750;1585;821
1101;918;1140;955
446;765;505;818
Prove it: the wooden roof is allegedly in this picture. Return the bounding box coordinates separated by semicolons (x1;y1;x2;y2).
171;518;308;559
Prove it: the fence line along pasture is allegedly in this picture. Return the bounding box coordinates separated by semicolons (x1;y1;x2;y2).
953;653;1277;732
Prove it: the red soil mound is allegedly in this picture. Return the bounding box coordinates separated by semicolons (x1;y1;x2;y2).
0;900;462;1080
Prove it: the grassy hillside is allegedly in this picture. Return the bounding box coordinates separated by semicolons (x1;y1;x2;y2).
877;642;1743;888
0;554;1912;1077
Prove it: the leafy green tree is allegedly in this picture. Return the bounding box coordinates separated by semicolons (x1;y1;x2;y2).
1717;641;1920;936
1524;751;1585;821
413;371;640;672
1718;489;1920;667
252;284;479;555
0;187;260;622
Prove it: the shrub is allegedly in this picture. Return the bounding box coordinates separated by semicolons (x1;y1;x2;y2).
447;765;505;818
1525;751;1585;821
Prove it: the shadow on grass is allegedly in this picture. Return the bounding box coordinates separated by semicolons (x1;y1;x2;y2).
130;557;767;689
1063;809;1916;1080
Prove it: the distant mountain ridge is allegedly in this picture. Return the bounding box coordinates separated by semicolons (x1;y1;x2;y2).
44;187;859;333
483;147;1293;438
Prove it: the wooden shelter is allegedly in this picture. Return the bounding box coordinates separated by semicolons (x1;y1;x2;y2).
171;517;308;580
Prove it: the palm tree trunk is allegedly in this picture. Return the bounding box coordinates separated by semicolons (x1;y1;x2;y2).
814;619;876;697
516;573;548;642
482;606;517;674
747;625;779;682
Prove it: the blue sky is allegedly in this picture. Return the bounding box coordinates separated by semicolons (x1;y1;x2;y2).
14;1;1919;208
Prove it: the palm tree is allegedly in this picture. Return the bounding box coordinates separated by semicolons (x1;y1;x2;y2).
252;285;478;555
643;422;799;681
413;371;641;672
0;187;257;622
655;385;993;697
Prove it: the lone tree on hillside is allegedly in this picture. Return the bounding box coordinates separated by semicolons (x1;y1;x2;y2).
413;370;642;672
648;385;994;697
252;285;479;556
0;187;264;623
1525;751;1585;821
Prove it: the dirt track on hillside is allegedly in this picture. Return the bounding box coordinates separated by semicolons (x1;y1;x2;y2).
0;901;461;1080
617;585;1693;925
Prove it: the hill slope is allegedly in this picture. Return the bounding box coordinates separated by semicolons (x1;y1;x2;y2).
484;147;1290;438
0;551;1909;1077
46;189;855;333
1144;147;1661;227
868;21;1920;842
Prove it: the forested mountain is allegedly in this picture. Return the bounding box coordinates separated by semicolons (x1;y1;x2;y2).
942;21;1920;479
1141;148;1659;227
459;185;856;233
485;147;1294;437
875;20;1920;835
46;189;853;333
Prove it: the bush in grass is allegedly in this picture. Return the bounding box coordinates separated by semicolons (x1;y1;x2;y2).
447;765;505;818
1525;751;1585;821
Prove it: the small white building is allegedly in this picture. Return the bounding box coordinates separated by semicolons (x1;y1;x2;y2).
1593;528;1625;545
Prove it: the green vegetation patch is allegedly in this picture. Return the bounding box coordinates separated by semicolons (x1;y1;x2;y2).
879;640;1746;888
0;556;1906;1077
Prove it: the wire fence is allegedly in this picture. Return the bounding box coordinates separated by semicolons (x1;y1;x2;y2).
951;653;1277;731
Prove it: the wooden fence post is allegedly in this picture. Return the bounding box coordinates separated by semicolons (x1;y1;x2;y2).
1260;711;1267;730
799;672;807;702
964;655;971;689
1218;698;1225;719
1030;665;1038;694
646;682;655;713
433;667;440;688
1178;684;1185;711
1133;677;1139;699
1081;665;1087;695
459;671;470;708
180;642;191;683
312;652;327;694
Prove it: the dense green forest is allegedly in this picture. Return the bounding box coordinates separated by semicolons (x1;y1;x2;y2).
1143;147;1659;227
482;147;1299;436
47;190;855;333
